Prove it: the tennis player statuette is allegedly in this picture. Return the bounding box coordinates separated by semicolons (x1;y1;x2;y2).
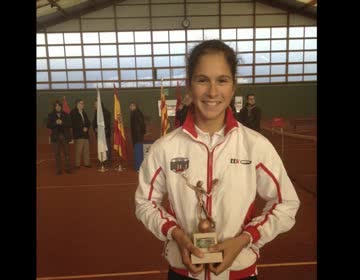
181;174;223;264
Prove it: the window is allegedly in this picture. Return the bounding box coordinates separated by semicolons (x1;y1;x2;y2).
67;71;84;81
64;33;81;44
119;57;136;68
66;58;83;69
238;28;253;39
136;56;152;68
84;45;100;56
65;46;82;57
49;59;66;69
101;57;118;68
100;32;116;43
256;28;270;39
37;26;317;89
47;33;63;45
37;59;47;70
153;31;168;42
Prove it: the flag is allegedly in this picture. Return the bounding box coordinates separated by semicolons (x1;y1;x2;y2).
62;96;70;114
96;88;108;162
174;81;182;128
113;85;127;161
160;81;170;136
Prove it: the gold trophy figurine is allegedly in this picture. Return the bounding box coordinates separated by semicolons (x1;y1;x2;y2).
181;175;223;265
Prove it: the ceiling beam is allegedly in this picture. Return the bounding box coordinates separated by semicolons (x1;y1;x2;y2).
37;0;125;31
48;0;67;18
255;0;316;19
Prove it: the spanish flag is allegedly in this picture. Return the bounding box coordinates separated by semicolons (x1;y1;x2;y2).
160;82;170;136
113;85;127;161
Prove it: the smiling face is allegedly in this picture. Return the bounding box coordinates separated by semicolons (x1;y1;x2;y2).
189;52;235;132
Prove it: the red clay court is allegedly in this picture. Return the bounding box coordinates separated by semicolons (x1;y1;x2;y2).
36;123;317;280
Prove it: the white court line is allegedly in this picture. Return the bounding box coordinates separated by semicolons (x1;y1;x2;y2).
258;261;317;267
37;156;119;161
37;160;47;165
37;182;138;190
36;261;317;279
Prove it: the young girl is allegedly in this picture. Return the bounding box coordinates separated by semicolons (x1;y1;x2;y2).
135;40;300;280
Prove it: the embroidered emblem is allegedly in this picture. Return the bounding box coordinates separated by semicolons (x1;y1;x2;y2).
170;157;189;173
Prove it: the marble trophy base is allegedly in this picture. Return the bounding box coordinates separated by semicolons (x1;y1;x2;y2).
191;232;223;264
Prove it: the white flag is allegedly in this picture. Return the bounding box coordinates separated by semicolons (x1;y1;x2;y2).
97;88;108;162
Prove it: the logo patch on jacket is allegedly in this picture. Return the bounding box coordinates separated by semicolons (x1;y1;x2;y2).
170;157;189;173
230;158;252;164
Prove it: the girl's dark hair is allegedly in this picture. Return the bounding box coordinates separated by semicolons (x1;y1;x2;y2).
187;40;238;85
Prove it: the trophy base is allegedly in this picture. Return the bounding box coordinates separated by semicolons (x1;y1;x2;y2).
191;232;223;264
191;252;223;264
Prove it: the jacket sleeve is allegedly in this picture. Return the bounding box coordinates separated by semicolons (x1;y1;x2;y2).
92;114;97;131
84;112;91;128
237;109;245;124
135;141;179;241
46;113;57;129
244;137;300;249
62;113;72;128
254;108;261;130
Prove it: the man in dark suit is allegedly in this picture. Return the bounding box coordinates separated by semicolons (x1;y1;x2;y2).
70;99;92;168
237;93;262;132
46;101;72;175
129;101;146;172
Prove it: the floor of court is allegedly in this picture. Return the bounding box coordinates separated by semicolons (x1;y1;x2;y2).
37;130;317;280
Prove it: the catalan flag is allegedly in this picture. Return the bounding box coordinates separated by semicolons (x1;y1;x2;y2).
160;82;170;136
174;81;182;128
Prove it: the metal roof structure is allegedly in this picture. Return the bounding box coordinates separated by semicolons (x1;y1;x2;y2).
37;0;317;31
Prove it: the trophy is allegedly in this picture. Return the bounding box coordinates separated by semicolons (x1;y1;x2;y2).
181;175;223;265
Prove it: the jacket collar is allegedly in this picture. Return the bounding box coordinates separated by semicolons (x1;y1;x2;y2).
182;105;238;138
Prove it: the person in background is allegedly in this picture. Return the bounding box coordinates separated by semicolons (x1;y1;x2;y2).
237;93;262;132
46;101;72;175
70;99;92;169
229;96;238;120
93;99;112;167
129;101;146;172
135;40;300;280
175;93;192;127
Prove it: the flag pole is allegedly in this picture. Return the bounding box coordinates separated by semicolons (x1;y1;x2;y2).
113;84;127;172
98;152;108;173
115;160;123;172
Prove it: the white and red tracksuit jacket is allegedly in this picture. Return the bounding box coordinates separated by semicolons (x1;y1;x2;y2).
135;108;300;280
